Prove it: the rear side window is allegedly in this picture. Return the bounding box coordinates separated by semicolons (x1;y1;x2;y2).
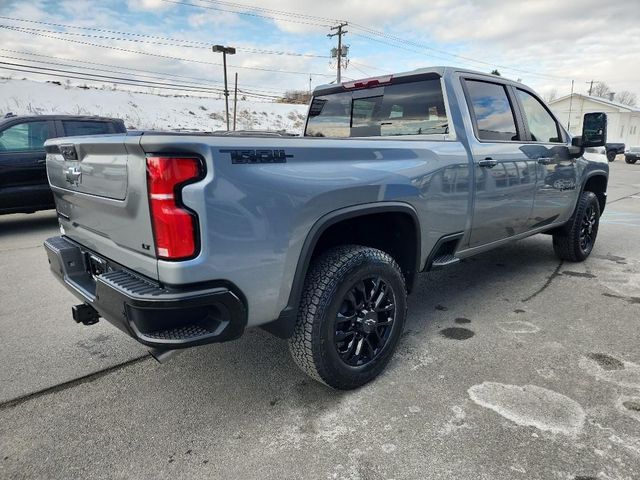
516;89;562;143
62;121;113;136
465;80;519;142
305;79;449;138
0;121;50;152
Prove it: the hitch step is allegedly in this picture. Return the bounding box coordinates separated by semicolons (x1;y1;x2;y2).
72;304;100;325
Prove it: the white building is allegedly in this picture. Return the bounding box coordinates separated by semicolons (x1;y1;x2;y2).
548;93;640;147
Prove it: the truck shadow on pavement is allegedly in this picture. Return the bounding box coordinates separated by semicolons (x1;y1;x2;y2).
0;211;58;238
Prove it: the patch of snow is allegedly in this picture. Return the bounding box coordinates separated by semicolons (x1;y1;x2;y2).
468;382;585;436
0;77;308;133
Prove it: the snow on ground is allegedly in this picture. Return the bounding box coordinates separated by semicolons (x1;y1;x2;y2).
0;78;308;133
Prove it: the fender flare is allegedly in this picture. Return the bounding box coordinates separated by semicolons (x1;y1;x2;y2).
581;170;608;213
261;202;421;339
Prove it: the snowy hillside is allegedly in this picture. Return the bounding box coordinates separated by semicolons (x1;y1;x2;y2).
0;78;308;133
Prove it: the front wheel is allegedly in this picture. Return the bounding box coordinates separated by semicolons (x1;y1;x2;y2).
289;245;407;390
626;157;638;164
607;151;616;162
552;191;601;262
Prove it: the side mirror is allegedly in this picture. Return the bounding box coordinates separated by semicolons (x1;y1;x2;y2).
581;112;607;147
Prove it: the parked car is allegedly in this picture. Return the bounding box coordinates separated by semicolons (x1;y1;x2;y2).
43;67;609;389
605;142;625;162
0;114;126;215
624;146;640;164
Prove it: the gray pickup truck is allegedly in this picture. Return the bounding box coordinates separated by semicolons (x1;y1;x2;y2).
43;67;609;389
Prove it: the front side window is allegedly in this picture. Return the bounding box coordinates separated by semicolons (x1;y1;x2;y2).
0;121;50;152
516;89;562;143
465;80;519;142
305;78;448;138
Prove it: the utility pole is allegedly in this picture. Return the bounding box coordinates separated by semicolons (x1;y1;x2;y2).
567;80;574;131
586;80;594;96
233;72;238;131
328;23;348;83
212;45;236;131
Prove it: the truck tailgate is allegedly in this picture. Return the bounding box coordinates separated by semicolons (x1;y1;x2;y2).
45;134;158;280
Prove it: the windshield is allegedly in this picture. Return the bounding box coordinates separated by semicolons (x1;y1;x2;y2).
305;78;449;138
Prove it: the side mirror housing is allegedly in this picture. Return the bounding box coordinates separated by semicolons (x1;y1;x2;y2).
581;112;607;147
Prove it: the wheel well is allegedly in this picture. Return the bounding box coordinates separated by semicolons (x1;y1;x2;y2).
583;175;607;213
311;212;419;293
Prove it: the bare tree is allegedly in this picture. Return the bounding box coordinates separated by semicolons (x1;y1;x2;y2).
615;90;638;107
543;88;558;103
591;81;611;98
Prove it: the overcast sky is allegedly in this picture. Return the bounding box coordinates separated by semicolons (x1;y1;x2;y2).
0;0;638;100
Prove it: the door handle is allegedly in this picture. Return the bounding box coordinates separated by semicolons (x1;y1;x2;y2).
537;157;553;165
478;158;497;168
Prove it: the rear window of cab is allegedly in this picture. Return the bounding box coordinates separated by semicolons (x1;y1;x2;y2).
305;78;448;138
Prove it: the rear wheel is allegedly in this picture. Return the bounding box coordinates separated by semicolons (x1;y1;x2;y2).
289;245;407;390
626;157;638;164
552;191;601;262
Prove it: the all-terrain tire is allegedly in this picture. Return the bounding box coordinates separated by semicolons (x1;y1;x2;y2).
552;191;601;262
288;245;407;390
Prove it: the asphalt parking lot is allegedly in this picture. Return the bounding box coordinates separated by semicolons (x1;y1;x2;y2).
1;159;640;480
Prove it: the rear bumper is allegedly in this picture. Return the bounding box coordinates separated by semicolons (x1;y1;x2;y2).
44;236;247;349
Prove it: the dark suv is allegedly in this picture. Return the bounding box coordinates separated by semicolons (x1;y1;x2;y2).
0;114;126;215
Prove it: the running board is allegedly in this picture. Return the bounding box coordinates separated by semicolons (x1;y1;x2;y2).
430;254;461;269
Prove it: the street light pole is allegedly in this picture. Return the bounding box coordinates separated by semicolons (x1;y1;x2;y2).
212;45;236;131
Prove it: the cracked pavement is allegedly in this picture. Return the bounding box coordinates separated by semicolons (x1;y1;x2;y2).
1;159;640;479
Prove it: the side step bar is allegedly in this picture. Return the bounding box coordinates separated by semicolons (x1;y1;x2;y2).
430;254;461;270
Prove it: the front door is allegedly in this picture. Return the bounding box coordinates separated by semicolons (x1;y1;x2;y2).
514;88;578;228
464;79;537;247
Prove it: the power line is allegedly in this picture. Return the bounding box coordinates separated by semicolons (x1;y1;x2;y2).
0;18;329;58
0;48;287;94
0;55;280;98
0;64;281;100
347;24;576;81
0;25;335;78
158;0;332;27
197;0;339;23
158;0;579;82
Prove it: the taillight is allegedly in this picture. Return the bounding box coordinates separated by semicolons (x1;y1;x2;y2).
146;156;202;260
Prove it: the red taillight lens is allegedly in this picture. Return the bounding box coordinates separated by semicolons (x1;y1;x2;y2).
146;156;201;260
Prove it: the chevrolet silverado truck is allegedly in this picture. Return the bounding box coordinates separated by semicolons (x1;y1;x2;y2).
43;67;609;389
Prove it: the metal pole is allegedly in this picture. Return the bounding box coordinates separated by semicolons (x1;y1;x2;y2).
336;25;342;84
223;51;230;131
567;80;574;131
233;72;238;131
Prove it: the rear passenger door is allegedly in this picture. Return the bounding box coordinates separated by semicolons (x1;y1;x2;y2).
463;78;538;247
514;89;578;229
